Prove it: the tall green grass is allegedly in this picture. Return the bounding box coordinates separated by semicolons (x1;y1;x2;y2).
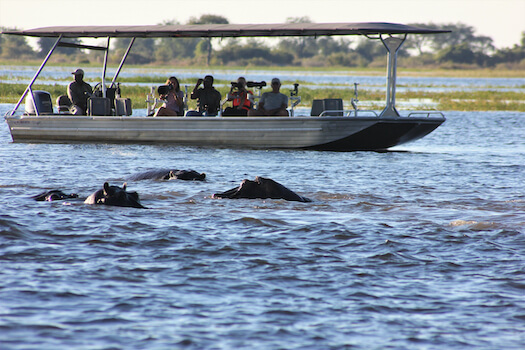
1;82;523;112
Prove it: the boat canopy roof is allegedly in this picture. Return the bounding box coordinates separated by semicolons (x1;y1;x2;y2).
2;22;449;38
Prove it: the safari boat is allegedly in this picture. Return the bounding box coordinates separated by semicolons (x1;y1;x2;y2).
2;22;448;151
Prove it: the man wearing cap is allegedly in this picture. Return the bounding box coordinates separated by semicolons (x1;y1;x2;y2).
68;68;92;115
248;77;288;116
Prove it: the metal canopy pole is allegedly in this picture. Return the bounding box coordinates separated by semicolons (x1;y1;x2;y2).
101;37;110;98
10;35;63;116
379;34;406;118
111;37;135;86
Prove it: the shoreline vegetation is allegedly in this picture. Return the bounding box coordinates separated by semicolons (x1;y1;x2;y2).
2;59;525;77
1;63;524;112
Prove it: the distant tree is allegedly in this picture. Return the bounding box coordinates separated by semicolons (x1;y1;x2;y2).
153;15;229;64
37;37;82;57
216;39;294;66
114;37;156;64
404;22;439;55
269;50;295;65
188;14;229;65
217;40;272;64
276;17;352;63
0;28;34;58
187;14;229;25
316;37;352;56
430;23;495;55
354;38;386;63
327;51;369;67
405;22;495;59
154;19;197;62
277;17;319;59
436;43;476;64
491;43;525;65
194;39;212;63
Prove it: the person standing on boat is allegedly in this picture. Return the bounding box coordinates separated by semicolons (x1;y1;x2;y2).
223;77;253;116
248;78;288;116
154;76;184;116
67;68;92;115
188;75;222;116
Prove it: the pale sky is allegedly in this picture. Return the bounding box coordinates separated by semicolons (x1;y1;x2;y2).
1;0;523;49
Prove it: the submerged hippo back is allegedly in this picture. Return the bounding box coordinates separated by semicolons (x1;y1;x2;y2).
128;169;206;181
127;169;173;181
213;176;311;202
256;177;311;202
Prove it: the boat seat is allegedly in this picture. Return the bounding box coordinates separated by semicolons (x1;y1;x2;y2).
56;95;72;113
115;98;132;116
311;98;343;116
89;97;112;116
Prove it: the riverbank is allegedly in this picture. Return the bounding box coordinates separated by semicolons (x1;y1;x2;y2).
1;64;524;112
2;61;525;78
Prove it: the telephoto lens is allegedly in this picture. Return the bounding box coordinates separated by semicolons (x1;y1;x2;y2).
157;84;173;95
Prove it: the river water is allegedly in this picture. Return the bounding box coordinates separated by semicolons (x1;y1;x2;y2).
1;103;525;349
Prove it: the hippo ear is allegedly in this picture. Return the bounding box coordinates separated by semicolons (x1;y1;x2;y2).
122;182;127;191
103;182;110;195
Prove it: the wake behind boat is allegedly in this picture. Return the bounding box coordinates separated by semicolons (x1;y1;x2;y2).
2;22;448;151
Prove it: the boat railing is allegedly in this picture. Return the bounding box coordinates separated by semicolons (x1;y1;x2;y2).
317;110;445;119
318;110;379;117
289;83;301;117
406;111;445;119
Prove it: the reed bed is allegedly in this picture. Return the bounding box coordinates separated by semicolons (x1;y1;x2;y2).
1;82;523;112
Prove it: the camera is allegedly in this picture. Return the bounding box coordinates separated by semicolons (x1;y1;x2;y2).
157;83;173;95
230;82;240;89
291;83;299;96
246;81;267;89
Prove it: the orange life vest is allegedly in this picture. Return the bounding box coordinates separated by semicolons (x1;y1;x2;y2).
232;90;253;110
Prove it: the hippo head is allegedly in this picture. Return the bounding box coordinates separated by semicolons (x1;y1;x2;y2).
101;182;144;208
85;182;145;208
32;189;79;202
168;170;206;181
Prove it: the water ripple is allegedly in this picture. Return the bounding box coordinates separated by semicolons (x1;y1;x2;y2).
1;107;525;349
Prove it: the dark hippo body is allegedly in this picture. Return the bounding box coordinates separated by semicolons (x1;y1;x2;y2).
128;169;206;181
84;182;145;208
213;176;311;202
32;189;79;202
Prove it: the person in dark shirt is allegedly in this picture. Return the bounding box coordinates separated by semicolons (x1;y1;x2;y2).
67;68;92;115
187;75;222;116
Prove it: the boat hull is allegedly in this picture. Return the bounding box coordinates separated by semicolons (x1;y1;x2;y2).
5;115;444;151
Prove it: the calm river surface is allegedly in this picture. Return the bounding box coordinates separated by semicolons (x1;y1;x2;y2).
1;104;525;349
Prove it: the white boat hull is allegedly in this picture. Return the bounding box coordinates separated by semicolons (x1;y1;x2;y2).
6;114;444;151
2;22;450;151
